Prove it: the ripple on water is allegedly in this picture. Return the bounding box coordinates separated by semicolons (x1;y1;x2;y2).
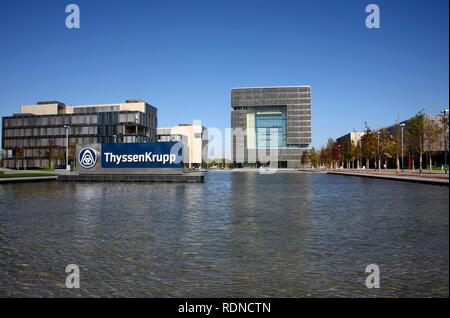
0;172;448;297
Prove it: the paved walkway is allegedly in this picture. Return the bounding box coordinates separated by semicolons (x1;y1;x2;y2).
327;171;449;186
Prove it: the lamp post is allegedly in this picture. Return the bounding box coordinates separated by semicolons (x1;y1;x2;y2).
135;114;139;141
441;109;449;174
400;123;405;172
64;125;70;171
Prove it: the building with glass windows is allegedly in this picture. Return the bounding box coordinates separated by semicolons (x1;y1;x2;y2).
157;122;208;168
231;86;311;168
1;100;157;169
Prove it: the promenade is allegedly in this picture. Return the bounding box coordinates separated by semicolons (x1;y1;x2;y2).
325;169;449;186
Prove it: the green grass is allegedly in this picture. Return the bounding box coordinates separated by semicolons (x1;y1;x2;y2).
0;173;56;179
29;168;55;173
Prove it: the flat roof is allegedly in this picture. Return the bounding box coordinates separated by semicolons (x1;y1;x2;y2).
231;85;311;90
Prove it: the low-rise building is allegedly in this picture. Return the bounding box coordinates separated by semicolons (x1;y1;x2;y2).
157;122;208;168
336;131;365;147
1;100;157;169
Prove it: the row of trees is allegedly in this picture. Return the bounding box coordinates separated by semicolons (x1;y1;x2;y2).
0;149;6;168
305;111;448;174
207;158;233;169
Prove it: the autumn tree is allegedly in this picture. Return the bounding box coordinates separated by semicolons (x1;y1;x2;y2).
424;115;443;172
341;139;353;169
360;123;377;169
332;141;342;169
309;147;319;169
379;128;397;169
13;147;24;170
406;111;426;174
318;139;334;169
301;150;310;169
46;138;60;170
353;140;362;169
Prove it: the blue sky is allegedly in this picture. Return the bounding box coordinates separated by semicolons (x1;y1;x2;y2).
0;0;448;149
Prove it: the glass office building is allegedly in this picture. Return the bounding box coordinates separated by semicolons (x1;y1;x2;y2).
1;100;157;169
244;106;288;149
231;86;311;168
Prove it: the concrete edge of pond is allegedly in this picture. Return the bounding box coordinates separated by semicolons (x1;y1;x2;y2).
327;171;449;186
57;174;204;183
0;176;58;184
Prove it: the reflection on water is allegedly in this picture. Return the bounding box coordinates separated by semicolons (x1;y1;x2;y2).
0;171;448;297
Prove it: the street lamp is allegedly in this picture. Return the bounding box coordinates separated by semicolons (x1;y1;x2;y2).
441;109;449;174
135;114;139;140
64;125;70;171
400;123;406;172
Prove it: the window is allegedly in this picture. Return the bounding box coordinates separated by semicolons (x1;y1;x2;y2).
251;106;287;148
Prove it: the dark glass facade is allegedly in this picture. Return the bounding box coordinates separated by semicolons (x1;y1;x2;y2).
231;86;311;168
1;102;157;169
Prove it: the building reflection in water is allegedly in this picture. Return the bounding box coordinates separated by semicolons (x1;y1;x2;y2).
0;172;448;297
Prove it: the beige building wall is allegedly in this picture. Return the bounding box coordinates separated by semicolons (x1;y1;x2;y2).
21;102;147;115
157;122;208;167
337;131;365;147
350;131;365;146
21;103;62;115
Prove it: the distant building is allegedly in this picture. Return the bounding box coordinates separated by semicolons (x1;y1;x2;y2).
157;122;208;168
231;86;312;168
1;100;157;169
336;131;365;147
385;115;448;152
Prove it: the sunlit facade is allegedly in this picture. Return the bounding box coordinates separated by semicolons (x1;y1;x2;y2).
1;100;157;169
231;86;311;168
157;122;208;168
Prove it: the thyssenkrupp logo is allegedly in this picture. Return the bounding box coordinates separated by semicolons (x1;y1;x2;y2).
78;148;97;169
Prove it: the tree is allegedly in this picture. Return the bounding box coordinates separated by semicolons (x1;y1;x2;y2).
309;147;319;169
332;141;342;169
379;128;397;169
341;140;353;169
406;111;426;174
361;123;377;169
13;147;24;170
320;138;335;169
353;140;362;169
68;140;77;169
301;150;310;169
440;111;449;173
424;115;443;172
391;121;403;173
46;138;60;170
319;147;329;168
0;149;6;168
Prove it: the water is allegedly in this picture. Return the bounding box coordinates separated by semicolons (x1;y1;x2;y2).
0;171;448;297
